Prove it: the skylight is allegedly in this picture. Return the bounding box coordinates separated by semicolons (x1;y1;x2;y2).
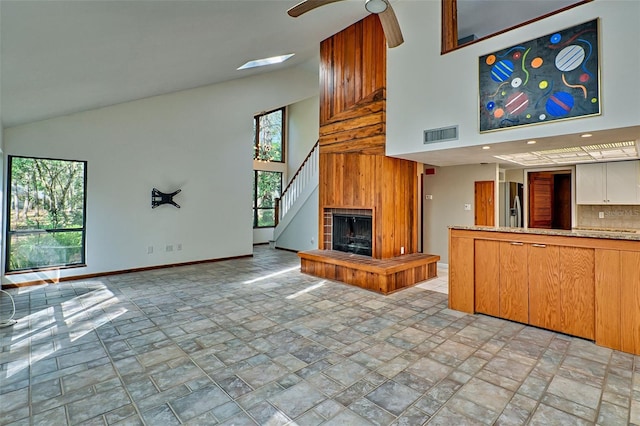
494;141;639;166
237;54;295;70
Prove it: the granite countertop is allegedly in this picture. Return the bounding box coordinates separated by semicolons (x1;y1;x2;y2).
449;225;640;241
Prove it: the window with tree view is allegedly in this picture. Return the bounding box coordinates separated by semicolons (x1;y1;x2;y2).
6;156;87;272
254;108;284;162
253;170;282;228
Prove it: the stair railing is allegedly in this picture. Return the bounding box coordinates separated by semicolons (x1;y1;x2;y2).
275;141;319;226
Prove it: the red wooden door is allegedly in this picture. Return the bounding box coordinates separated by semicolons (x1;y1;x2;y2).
475;181;495;226
529;173;554;229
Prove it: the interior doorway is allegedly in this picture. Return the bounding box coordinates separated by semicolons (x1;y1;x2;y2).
528;170;572;229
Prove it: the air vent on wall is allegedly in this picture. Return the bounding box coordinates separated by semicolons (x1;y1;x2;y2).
424;125;458;144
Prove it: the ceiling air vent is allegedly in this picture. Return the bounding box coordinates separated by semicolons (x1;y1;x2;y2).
424;125;458;144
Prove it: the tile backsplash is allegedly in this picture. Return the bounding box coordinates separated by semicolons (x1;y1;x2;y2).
577;205;640;230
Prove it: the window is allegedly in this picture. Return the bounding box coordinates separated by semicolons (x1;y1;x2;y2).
253;170;282;228
252;107;285;229
6;156;87;272
254;108;284;162
442;0;591;53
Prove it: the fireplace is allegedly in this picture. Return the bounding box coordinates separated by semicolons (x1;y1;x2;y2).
332;214;372;256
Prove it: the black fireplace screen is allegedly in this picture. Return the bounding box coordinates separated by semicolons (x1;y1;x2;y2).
332;214;372;256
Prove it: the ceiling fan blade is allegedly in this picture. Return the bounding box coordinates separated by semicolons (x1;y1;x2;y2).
378;4;404;48
287;0;346;17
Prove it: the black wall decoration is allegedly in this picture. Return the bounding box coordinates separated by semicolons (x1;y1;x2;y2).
479;19;599;132
152;188;181;209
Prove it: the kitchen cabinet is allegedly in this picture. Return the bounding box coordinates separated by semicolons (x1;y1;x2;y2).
499;241;529;323
528;244;595;340
473;238;592;334
474;239;500;317
449;235;474;313
474;240;528;323
528;243;561;331
450;228;613;349
595;249;640;353
559;246;595;339
576;160;640;204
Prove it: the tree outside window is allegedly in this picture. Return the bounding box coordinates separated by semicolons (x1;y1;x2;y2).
6;156;87;272
254;108;284;162
253;170;282;228
253;107;285;228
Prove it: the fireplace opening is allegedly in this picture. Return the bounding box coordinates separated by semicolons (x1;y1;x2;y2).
332;214;372;256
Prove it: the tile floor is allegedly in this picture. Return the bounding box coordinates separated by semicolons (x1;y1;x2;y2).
1;246;639;425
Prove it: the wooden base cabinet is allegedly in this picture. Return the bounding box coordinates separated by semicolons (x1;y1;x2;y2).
595;249;640;353
450;229;602;345
474;240;528;323
449;235;475;313
559;247;595;340
528;244;595;340
528;243;561;332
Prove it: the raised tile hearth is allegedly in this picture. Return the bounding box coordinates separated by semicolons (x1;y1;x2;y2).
298;250;440;294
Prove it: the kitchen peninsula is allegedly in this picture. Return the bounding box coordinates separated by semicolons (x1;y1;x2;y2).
448;226;640;356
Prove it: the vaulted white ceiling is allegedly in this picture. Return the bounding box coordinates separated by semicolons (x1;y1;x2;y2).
3;0;637;167
0;0;368;128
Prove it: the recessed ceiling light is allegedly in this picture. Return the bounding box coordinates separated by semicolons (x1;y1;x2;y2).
581;133;593;138
482;146;491;150
527;140;537;145
237;54;295;70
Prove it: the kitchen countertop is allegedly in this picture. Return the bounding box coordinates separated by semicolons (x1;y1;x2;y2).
449;225;640;241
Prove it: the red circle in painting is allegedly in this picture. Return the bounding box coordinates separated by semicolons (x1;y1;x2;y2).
513;51;522;60
579;73;590;83
505;92;530;115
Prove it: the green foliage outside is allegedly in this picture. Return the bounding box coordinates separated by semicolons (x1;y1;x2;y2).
253;170;281;227
7;157;85;271
254;109;283;162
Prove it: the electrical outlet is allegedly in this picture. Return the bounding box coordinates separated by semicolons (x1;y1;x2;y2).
147;246;153;254
599;211;604;219
177;243;182;251
166;244;173;252
425;194;433;200
464;203;472;211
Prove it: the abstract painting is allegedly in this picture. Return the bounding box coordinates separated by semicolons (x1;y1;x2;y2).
479;19;599;133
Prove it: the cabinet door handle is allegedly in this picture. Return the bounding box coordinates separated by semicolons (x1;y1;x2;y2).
510;242;523;246
532;244;546;248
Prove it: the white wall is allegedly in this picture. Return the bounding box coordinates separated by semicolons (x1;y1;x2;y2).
287;95;319;182
252;95;320;245
423;163;498;263
387;0;640;157
275;186;319;252
3;66;318;285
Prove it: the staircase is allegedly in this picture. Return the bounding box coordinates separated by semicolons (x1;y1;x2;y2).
273;141;319;242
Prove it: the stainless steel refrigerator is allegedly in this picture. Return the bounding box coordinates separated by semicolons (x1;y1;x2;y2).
499;182;523;227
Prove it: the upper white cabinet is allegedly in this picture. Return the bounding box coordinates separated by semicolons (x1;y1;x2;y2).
576;160;640;204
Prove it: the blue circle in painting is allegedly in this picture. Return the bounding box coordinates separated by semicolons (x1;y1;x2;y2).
550;33;562;44
490;60;514;82
545;92;574;116
486;101;495;111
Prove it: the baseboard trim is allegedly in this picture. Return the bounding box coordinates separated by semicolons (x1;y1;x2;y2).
2;254;253;289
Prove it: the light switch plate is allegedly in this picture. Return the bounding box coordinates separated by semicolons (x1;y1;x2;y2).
464;203;472;211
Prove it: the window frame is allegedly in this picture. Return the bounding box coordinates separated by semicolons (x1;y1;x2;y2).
441;0;593;54
252;169;282;229
254;107;286;163
5;155;88;273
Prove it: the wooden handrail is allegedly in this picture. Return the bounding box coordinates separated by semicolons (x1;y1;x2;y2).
281;140;319;198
